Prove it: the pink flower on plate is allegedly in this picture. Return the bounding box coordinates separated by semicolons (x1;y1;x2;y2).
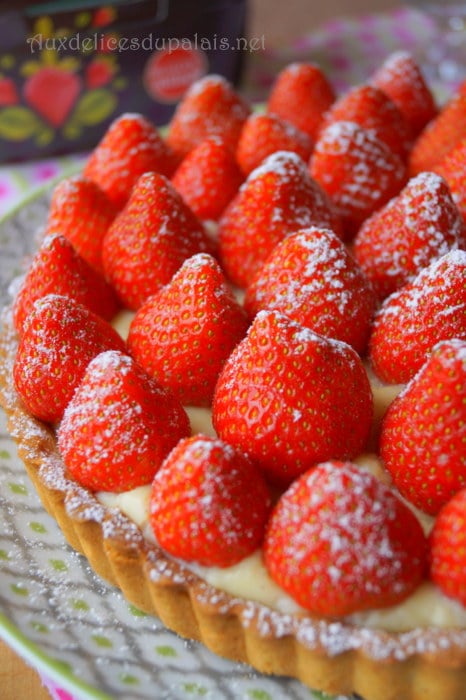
40;673;79;700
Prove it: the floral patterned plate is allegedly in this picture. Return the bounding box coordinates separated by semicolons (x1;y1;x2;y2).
0;193;343;700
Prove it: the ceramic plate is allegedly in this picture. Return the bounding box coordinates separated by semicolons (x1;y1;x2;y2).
0;191;345;700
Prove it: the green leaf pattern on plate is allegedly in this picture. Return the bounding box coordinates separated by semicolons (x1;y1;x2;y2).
8;482;28;496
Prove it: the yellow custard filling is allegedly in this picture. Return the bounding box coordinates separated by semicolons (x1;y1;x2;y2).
97;397;466;632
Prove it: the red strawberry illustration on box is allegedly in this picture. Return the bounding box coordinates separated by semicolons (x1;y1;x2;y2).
92;5;116;27
0;10;120;151
0;78;19;106
23;66;82;127
85;57;115;89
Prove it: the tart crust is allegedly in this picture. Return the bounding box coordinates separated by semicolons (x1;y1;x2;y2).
1;306;466;700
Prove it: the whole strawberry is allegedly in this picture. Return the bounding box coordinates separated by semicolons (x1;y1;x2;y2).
353;172;466;300
218;151;342;288
430;488;466;606
244;227;376;354
13;294;126;424
58;350;190;492
380;339;466;515
13;234;119;335
267;61;335;141
370;51;437;136
102;171;215;310
171;136;244;221
128;254;249;406
149;435;271;567
236;112;313;176
83;112;177;209
212;310;373;486
369;250;466;384
319;83;412;160
309;121;406;239
166;74;251;160
264;460;427;616
45;174;117;275
434;137;466;225
409;89;466;176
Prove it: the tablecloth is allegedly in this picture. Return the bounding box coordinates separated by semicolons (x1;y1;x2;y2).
0;6;464;700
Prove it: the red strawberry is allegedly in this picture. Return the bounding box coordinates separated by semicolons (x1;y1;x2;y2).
166;74;251;160
218;151;342;288
57;350;190;493
23;66;81;127
319;83;412;160
212;310;373;486
370;51;437;136
353;172;466;300
369;250;466;384
102;171;215;310
171;136;244;221
92;6;116;26
46;175;118;275
128;254;249;406
267;62;335;141
85;57;114;89
309;121;406;239
13;233;119;335
434;137;466;225
236;112;313;176
430;487;466;605
380;339;466;515
0;77;18;106
244;227;376;354
409;91;466;176
13;294;126;424
149;435;271;567
83;112;177;209
264;460;427;616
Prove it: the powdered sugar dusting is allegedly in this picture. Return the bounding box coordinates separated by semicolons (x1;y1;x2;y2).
371;51;436;134
355;171;464;298
265;461;426;618
312;120;406;229
377;249;466;322
247;226;375;352
59;352;149;469
246;149;308;184
150;434;270;567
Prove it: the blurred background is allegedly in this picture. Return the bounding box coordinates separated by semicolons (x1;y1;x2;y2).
251;0;400;40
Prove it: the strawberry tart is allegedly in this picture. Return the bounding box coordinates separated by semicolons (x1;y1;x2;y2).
1;56;466;700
